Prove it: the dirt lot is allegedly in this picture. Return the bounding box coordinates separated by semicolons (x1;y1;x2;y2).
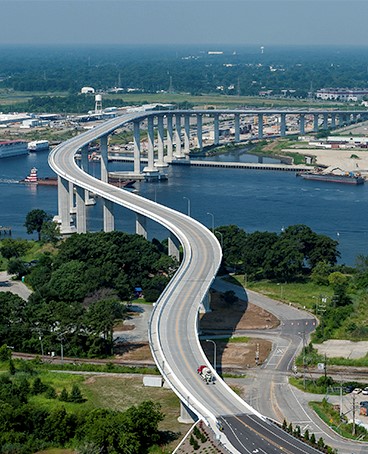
116;289;278;369
201;289;279;331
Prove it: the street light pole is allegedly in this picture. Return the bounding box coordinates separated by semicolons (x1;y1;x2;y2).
206;339;217;371
207;212;214;232
215;230;223;249
183;196;191;216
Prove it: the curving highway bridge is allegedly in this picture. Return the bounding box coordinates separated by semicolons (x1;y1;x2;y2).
49;110;323;454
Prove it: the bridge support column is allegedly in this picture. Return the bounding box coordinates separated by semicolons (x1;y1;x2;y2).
69;181;76;214
184;114;190;154
100;134;108;182
136;213;147;239
156;115;167;167
168;232;180;262
103;199;114;232
257;114;263;139
144;116;156;172
323;113;328;129
280;113;286;137
178;401;198;424
76;186;86;234
214;113;219;146
80;146;95;206
299;114;305;135
133;120;141;175
165;114;173;163
174;114;184;158
196;114;203;150
313;114;319;132
58;176;74;234
331;113;336;129
200;291;211;313
234;113;240;142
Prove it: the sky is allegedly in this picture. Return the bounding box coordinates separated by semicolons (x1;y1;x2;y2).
1;0;368;47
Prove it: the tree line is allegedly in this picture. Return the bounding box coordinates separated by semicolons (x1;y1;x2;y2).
0;348;163;453
0;227;177;358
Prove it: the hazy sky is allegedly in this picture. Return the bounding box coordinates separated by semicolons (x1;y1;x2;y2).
1;0;367;46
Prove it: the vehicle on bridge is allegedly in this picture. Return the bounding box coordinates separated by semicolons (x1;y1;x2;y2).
197;365;214;384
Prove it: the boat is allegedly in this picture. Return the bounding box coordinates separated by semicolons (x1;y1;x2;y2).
297;168;365;185
27;140;49;152
107;177;136;189
20;167;58;186
0;140;28;158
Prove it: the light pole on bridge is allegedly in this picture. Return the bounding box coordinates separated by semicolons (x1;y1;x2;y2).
183;196;191;217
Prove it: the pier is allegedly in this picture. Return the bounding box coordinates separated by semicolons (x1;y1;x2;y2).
172;160;311;172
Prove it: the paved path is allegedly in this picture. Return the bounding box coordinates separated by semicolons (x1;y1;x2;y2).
216;277;367;454
0;271;32;300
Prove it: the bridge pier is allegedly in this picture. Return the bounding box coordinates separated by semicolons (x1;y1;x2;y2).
178;401;198;424
103;199;115;232
57;176;75;234
144;116;157;173
80;146;95;206
313;114;319;132
174;114;184;158
133;120;141;175
184;114;190;154
69;181;76;214
136;213;147;239
299;114;305;135
200;291;212;313
323;113;328;129
156;115;167;167
76;185;86;233
214;113;219;146
197;114;203;150
257;114;263;139
165;114;174;163
168;232;180;262
331;113;336;129
280;113;286;137
100;134;109;182
234;113;240;142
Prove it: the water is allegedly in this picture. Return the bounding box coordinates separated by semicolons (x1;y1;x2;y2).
0;151;367;265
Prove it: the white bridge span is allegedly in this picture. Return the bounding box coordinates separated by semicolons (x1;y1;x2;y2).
50;111;322;454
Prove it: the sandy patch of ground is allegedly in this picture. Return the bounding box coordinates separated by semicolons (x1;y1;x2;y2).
284;147;368;173
315;340;368;359
200;290;279;331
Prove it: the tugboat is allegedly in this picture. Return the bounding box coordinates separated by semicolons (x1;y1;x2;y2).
20;167;58;186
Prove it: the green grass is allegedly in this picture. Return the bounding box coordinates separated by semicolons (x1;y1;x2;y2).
234;275;333;311
210;336;250;344
310;400;368;441
289;376;340;395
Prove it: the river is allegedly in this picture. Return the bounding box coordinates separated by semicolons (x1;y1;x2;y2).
0;150;366;265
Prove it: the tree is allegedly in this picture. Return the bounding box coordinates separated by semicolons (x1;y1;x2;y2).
24;209;51;241
59;388;69;402
7;258;27;279
40;220;61;244
69;384;85;403
0;239;30;260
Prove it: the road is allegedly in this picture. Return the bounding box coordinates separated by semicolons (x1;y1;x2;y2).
213;278;367;453
49;111;323;454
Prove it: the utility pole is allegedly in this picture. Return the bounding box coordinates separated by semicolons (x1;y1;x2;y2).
352;394;356;436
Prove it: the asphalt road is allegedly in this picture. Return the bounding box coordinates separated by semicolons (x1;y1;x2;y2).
49;111;349;454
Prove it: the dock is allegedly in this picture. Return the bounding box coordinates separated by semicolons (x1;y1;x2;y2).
172;160;311;172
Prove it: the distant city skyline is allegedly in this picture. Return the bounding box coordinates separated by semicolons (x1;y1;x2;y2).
1;0;368;47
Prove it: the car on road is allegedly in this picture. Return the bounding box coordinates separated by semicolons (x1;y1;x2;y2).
362;387;368;395
352;388;362;394
359;401;368;407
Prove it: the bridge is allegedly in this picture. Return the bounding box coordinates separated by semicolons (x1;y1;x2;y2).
49;108;341;453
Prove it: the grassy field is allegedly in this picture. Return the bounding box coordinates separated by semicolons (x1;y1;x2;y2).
310;399;368;442
232;275;333;312
9;369;185;453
